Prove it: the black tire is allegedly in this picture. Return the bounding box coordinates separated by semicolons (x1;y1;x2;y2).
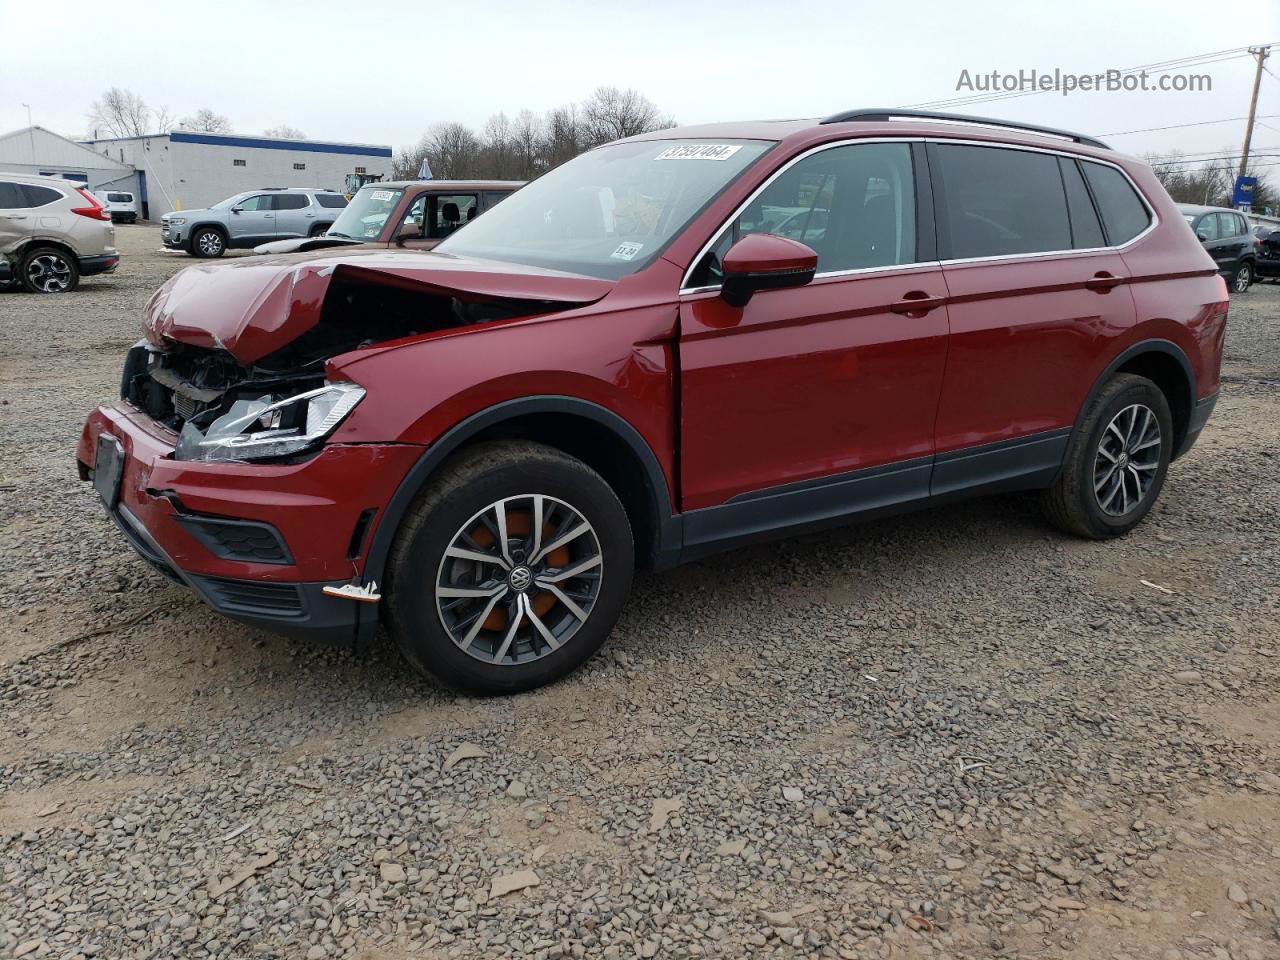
190;227;226;258
1231;260;1253;294
1043;373;1173;539
309;223;330;237
385;441;634;694
19;246;79;293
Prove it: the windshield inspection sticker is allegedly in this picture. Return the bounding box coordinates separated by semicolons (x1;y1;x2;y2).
369;190;395;201
654;144;743;161
610;241;644;261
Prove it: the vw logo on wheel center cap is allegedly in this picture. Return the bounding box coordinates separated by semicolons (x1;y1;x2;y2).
509;566;533;592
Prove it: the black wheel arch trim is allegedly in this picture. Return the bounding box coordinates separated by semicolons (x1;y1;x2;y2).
360;396;681;593
1075;338;1198;455
187;223;229;250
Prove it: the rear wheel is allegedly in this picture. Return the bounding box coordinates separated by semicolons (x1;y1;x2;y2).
1231;261;1253;294
190;227;226;258
385;442;634;694
1043;373;1172;539
309;223;330;237
20;247;79;293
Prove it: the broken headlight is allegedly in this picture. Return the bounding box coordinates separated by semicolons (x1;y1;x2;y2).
174;382;365;462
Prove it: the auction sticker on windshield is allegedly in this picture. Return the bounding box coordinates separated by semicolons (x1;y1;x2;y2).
655;144;743;161
369;190;395;201
610;241;644;261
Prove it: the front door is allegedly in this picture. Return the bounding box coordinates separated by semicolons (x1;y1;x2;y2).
678;141;949;547
227;193;276;244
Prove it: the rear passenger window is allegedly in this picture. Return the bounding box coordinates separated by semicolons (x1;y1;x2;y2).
0;181;23;208
315;194;348;209
1058;158;1105;249
19;184;62;207
1081;162;1151;245
935;145;1070;258
272;194;309;211
690;142;918;285
1216;212;1245;238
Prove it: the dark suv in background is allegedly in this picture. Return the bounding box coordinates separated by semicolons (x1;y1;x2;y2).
161;187;349;258
1178;203;1256;293
81;109;1227;694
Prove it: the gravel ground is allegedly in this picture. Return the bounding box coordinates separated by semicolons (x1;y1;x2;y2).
1;227;1278;960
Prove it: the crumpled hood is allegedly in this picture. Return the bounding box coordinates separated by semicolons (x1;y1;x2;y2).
142;249;615;363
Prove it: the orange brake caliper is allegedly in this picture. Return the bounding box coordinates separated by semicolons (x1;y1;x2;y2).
469;511;569;630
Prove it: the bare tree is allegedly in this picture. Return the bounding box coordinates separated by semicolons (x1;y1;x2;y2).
543;103;583;170
151;105;176;134
87;88;152;138
179;108;233;133
511;109;544;179
580;86;674;146
481;112;515;179
264;125;306;139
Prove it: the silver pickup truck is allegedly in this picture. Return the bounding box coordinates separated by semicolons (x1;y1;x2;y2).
160;187;348;257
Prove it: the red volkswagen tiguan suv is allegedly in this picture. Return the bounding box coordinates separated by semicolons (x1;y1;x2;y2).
79;109;1228;693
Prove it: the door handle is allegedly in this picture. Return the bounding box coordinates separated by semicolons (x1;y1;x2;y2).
1085;271;1123;292
889;291;945;315
304;213;316;218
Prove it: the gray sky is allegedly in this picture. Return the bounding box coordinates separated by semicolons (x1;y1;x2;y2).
2;0;1276;165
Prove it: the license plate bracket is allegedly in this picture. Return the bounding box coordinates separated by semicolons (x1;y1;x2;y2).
94;434;124;509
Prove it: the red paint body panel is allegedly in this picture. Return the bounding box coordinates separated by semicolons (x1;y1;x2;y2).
934;251;1137;452
143;249;614;363
679;266;950;510
77;402;421;582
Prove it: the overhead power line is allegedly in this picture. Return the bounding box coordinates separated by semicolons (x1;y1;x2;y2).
1101;114;1280;136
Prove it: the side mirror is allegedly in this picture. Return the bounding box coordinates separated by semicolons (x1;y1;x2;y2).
1195;230;1211;243
720;233;818;308
231;206;244;214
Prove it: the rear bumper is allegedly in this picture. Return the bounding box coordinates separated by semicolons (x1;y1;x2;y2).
78;400;422;643
1175;391;1218;459
79;252;120;276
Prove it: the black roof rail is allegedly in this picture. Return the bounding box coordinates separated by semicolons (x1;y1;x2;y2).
819;108;1109;150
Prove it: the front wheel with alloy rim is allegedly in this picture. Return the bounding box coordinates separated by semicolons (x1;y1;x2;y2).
1043;372;1173;539
1232;261;1253;294
385;441;634;694
20;247;79;293
190;227;226;258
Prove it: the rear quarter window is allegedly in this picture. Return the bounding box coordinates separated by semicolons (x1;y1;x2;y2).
1081;162;1151;245
316;194;348;209
20;184;63;207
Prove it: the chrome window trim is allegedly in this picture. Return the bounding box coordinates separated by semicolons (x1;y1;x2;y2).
678;135;1157;295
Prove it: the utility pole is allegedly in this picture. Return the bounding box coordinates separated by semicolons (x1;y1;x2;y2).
1239;45;1271;177
22;103;35;164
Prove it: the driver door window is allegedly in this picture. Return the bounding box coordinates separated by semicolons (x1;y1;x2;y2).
690;142;918;286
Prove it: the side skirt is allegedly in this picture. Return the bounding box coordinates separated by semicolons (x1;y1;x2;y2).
677;429;1070;562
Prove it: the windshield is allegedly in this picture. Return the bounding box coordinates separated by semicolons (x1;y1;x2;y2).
437;139;772;279
327;186;406;239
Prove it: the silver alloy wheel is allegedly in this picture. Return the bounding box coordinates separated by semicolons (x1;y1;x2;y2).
1234;264;1251;293
1093;403;1161;517
435;494;603;665
197;230;224;256
26;253;73;292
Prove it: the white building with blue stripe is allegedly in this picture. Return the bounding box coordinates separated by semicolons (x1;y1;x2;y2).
82;130;393;220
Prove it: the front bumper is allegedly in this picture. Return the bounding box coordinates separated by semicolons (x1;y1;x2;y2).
78;401;422;643
160;225;184;248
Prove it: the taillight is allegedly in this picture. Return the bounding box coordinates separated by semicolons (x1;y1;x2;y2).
71;188;111;221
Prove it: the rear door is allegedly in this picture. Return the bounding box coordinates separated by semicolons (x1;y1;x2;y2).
0;180;32;255
930;144;1143;494
271;193;312;239
1216;212;1250;271
227;194;276;243
678;140;950;532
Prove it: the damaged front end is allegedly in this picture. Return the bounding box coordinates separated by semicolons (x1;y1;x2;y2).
127;255;612;462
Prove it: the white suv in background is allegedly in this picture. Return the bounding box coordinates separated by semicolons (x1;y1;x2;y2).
0;174;119;293
95;190;139;224
160;187;349;257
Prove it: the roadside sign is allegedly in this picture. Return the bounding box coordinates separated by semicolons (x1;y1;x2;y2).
1233;175;1257;209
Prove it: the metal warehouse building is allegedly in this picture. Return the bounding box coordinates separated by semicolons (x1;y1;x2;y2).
0;126;139;195
81;131;393;219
